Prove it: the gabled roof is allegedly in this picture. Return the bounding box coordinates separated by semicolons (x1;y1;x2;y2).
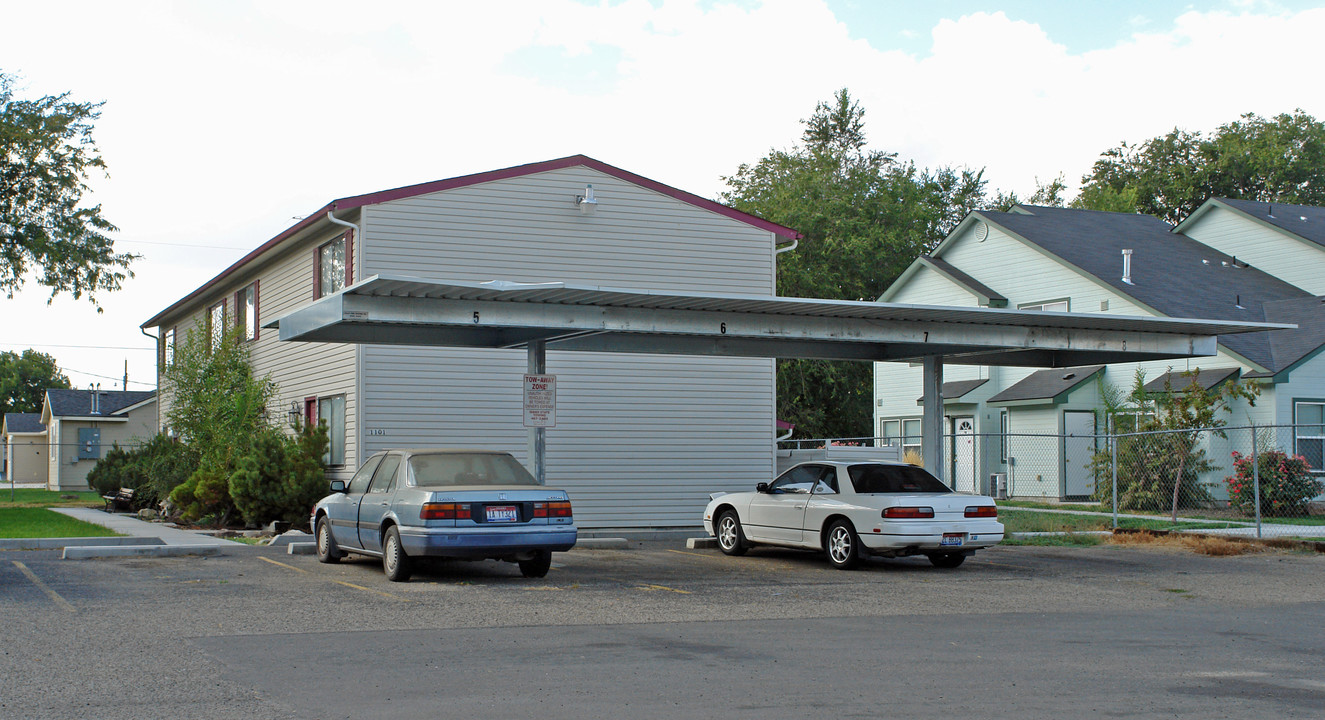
916;378;989;404
918;256;1007;307
974;205;1315;372
1177;198;1325;250
2;413;45;434
1141;367;1240;393
143;155;800;329
45;390;157;418
988;365;1105;406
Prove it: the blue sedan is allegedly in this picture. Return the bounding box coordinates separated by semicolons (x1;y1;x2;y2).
311;449;577;581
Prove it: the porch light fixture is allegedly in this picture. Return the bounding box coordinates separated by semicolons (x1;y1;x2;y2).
575;184;598;215
288;401;301;427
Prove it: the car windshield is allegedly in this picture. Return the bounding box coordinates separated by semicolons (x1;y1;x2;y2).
847;464;952;494
409;453;538;487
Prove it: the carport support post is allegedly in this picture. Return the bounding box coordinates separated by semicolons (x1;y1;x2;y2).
528;340;547;485
922;356;945;484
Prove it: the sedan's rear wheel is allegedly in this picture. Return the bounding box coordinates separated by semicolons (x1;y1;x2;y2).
315;516;342;564
383;526;412;582
825;520;860;570
927;552;966;569
519;550;553;578
716;511;748;556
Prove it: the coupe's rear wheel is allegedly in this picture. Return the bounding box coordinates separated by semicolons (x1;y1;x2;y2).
315;516;342;563
383;526;412;582
519;550;553;578
825;520;860;570
716;511;748;556
927;552;966;569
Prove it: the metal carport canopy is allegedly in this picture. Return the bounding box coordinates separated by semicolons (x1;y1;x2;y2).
266;275;1291;483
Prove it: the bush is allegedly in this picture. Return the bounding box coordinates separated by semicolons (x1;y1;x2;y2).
228;422;330;527
170;463;234;525
86;435;199;511
1225;450;1323;517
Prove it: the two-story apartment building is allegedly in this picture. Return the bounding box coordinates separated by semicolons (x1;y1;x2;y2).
142;156;800;528
874;200;1325;500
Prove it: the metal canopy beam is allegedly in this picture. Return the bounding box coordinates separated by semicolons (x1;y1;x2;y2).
268;276;1294;483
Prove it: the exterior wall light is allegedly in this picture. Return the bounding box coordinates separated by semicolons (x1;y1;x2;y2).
575;184;598;215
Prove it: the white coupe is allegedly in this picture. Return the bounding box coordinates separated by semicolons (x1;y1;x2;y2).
702;460;1004;569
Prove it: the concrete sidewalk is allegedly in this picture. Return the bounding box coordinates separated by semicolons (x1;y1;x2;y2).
51;508;247;550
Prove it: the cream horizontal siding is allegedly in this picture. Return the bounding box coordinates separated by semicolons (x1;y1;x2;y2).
1182;206;1325;295
361;167;776;527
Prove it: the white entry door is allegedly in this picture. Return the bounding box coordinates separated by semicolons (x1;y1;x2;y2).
1063;411;1097;499
952;417;975;493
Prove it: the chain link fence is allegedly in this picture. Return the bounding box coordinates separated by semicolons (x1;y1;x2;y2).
780;425;1325;540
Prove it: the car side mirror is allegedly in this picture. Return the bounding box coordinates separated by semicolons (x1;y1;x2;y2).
329;480;346;493
756;482;770;493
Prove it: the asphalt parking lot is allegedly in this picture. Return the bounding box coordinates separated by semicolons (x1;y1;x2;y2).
3;539;1324;719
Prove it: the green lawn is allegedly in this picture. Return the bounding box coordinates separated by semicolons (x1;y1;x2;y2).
1000;509;1233;534
0;508;121;538
1001;534;1105;547
998;499;1325;526
0;489;102;509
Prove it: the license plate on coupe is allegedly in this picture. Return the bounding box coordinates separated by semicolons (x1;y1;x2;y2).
941;533;965;547
485;505;519;523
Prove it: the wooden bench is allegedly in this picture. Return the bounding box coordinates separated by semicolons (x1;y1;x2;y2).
102;487;135;512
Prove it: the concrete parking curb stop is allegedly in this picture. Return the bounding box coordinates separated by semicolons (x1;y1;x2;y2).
686;537;717;549
575;537;629;549
288;543;316;555
62;544;225;559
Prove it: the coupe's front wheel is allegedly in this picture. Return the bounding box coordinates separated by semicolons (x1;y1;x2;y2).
825;520;860;570
383;526;412;582
927;552;966;569
716;511;748;556
315;516;342;564
519;550;552;578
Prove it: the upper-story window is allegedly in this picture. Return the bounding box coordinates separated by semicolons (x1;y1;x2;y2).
235;282;258;342
208;300;226;350
316;233;351;299
1019;299;1069;312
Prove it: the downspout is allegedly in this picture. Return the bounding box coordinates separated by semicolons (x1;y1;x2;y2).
326;211;360;239
774;237;798;255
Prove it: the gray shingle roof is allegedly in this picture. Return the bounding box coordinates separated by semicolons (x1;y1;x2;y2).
981;205;1317;372
1217;198;1325;249
920;257;1007;307
1141;367;1240;393
916;378;989;403
3;413;45;434
45;389;156;417
988;365;1105;405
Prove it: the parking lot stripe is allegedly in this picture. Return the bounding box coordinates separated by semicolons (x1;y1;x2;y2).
12;561;75;613
636;583;691;594
258;556;409;602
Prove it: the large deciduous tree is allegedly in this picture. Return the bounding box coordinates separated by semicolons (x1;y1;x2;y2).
1;72;135;305
721;89;987;439
1077;110;1325;223
0;349;70;416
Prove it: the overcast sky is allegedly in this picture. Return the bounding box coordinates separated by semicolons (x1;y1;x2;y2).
3;0;1323;394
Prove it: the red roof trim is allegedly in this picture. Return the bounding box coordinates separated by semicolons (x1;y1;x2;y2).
141;155;799;329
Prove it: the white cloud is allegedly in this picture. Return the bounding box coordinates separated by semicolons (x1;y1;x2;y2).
1;0;1322;389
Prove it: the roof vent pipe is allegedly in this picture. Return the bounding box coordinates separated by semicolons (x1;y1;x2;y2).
1121;248;1134;285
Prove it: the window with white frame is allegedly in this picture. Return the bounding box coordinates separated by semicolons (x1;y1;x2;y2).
1019;299;1069;312
1295;401;1324;473
320;394;346;467
879;417;922;456
235;283;257;342
316;235;347;299
208;301;226;350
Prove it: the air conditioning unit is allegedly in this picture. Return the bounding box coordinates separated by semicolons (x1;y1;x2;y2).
989;472;1008;500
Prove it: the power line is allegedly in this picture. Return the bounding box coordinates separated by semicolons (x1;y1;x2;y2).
115;238;253;251
0;342;155;351
61;366;156;388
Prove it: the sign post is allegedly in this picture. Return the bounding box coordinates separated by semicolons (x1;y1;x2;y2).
524;340;553;484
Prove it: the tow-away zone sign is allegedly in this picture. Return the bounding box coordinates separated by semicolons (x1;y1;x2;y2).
523;374;556;427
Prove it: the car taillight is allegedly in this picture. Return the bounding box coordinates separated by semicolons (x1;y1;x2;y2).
883;506;934;519
533;501;572;518
420;502;471;520
965;505;998;518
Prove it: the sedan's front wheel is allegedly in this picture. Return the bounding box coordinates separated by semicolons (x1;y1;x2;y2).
315;516;342;564
383;526;412;582
716;511;748;556
519;550;553;578
825;520;860;570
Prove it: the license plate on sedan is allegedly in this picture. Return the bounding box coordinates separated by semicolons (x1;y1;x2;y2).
941;533;965;547
486;505;519;523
